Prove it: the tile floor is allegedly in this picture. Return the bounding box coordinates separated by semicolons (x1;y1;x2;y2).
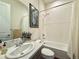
40;56;59;59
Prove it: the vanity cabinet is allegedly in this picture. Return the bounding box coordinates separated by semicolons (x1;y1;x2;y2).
30;47;42;59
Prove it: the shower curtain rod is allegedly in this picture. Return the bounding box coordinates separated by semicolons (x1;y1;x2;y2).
40;1;73;12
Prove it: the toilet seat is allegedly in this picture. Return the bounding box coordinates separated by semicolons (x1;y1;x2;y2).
41;48;54;56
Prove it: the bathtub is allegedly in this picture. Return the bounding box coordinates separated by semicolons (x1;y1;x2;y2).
43;40;68;52
43;40;73;59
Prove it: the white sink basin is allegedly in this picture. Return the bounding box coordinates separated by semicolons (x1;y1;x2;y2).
6;43;34;59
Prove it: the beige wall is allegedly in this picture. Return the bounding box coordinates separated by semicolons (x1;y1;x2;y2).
39;0;46;39
19;0;39;9
19;0;45;40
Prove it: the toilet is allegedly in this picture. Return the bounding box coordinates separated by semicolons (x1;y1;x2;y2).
41;48;55;59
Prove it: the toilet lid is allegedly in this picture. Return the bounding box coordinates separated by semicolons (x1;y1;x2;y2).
41;48;54;56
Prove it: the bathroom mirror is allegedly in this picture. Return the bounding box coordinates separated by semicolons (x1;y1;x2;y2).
0;1;11;41
0;0;29;40
19;3;29;32
20;15;29;32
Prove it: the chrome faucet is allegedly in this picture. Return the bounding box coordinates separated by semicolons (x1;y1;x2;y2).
14;38;23;47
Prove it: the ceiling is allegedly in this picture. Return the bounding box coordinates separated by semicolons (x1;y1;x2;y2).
43;0;58;4
43;0;73;4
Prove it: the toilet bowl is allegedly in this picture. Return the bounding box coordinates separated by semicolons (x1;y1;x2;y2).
41;48;54;59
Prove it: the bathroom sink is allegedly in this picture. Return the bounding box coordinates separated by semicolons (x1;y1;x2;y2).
5;43;34;59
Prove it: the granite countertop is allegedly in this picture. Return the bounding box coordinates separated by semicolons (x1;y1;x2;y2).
0;40;44;59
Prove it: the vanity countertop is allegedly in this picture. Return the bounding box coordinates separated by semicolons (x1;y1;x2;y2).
20;41;43;59
0;40;44;59
0;55;5;59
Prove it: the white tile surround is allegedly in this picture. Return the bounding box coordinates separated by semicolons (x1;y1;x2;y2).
43;2;73;44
